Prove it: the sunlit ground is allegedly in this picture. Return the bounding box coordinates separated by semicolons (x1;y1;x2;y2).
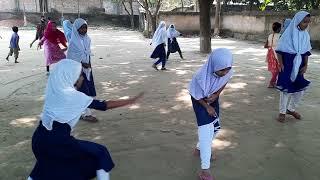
0;28;320;180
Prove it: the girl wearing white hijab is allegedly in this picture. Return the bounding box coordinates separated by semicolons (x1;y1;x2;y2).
27;59;143;180
150;21;167;70
67;18;98;122
189;48;233;180
275;11;312;123
166;24;184;60
62;20;73;42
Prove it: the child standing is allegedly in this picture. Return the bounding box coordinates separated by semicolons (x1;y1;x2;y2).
6;26;20;63
276;11;312;122
67;18;98;122
189;48;233;180
30;16;46;48
150;21;167;70
27;59;143;180
264;22;281;88
38;21;67;73
167;24;184;60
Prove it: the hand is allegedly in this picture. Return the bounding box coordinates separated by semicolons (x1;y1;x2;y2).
129;92;144;104
278;62;284;72
206;106;217;117
300;66;307;74
37;43;42;50
205;93;218;104
62;47;68;52
74;75;84;90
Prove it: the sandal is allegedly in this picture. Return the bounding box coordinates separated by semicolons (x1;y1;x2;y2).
198;171;214;180
152;64;158;71
286;110;301;120
81;115;98;123
277;113;286;123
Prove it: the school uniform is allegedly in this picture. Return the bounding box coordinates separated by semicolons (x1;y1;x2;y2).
275;11;312;114
28;59;114;180
167;24;183;59
151;21;167;69
188;48;233;170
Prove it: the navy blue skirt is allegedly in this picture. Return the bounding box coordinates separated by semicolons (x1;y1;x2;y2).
191;96;221;133
276;51;311;93
79;70;96;97
168;38;181;53
151;43;166;59
29;121;114;180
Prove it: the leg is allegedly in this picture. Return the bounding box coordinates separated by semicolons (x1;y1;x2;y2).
46;66;50;72
198;123;214;179
287;91;304;119
96;169;110;180
178;49;184;59
278;91;290;122
269;72;277;88
152;58;162;70
167;51;170;60
14;49;19;63
161;57;166;70
30;38;37;48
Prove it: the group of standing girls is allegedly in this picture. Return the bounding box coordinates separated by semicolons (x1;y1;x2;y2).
188;10;313;180
150;21;184;70
26;10;313;180
27;17;143;180
265;11;312;123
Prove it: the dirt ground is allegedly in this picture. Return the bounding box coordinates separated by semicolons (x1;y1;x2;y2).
0;27;320;180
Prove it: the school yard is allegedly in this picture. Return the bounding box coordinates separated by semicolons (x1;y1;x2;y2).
0;27;320;180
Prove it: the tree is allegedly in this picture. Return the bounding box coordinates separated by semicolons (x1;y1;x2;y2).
137;0;163;37
199;0;213;53
213;0;221;37
121;0;135;29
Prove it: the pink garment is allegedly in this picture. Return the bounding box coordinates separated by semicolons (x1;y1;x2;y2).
41;37;66;66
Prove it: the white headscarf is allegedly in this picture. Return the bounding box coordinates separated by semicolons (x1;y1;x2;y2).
151;21;167;48
189;48;233;100
276;11;312;82
41;59;93;130
167;24;181;42
67;18;92;81
63;20;73;42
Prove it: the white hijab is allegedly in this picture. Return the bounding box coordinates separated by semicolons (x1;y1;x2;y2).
276;11;312;82
67;18;92;81
189;48;233;100
62;20;73;42
67;18;91;64
167;24;181;42
41;59;93;130
151;21;167;48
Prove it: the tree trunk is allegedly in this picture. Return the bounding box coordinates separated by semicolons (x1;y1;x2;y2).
181;0;184;12
199;0;212;53
130;0;135;29
213;0;221;37
35;0;38;12
151;15;157;34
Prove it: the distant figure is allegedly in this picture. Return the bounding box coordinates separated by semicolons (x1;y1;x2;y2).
30;15;46;48
264;22;281;88
150;21;167;70
62;20;73;42
276;11;312;123
189;48;233;180
38;21;67;74
5;26;20;63
166;24;184;60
